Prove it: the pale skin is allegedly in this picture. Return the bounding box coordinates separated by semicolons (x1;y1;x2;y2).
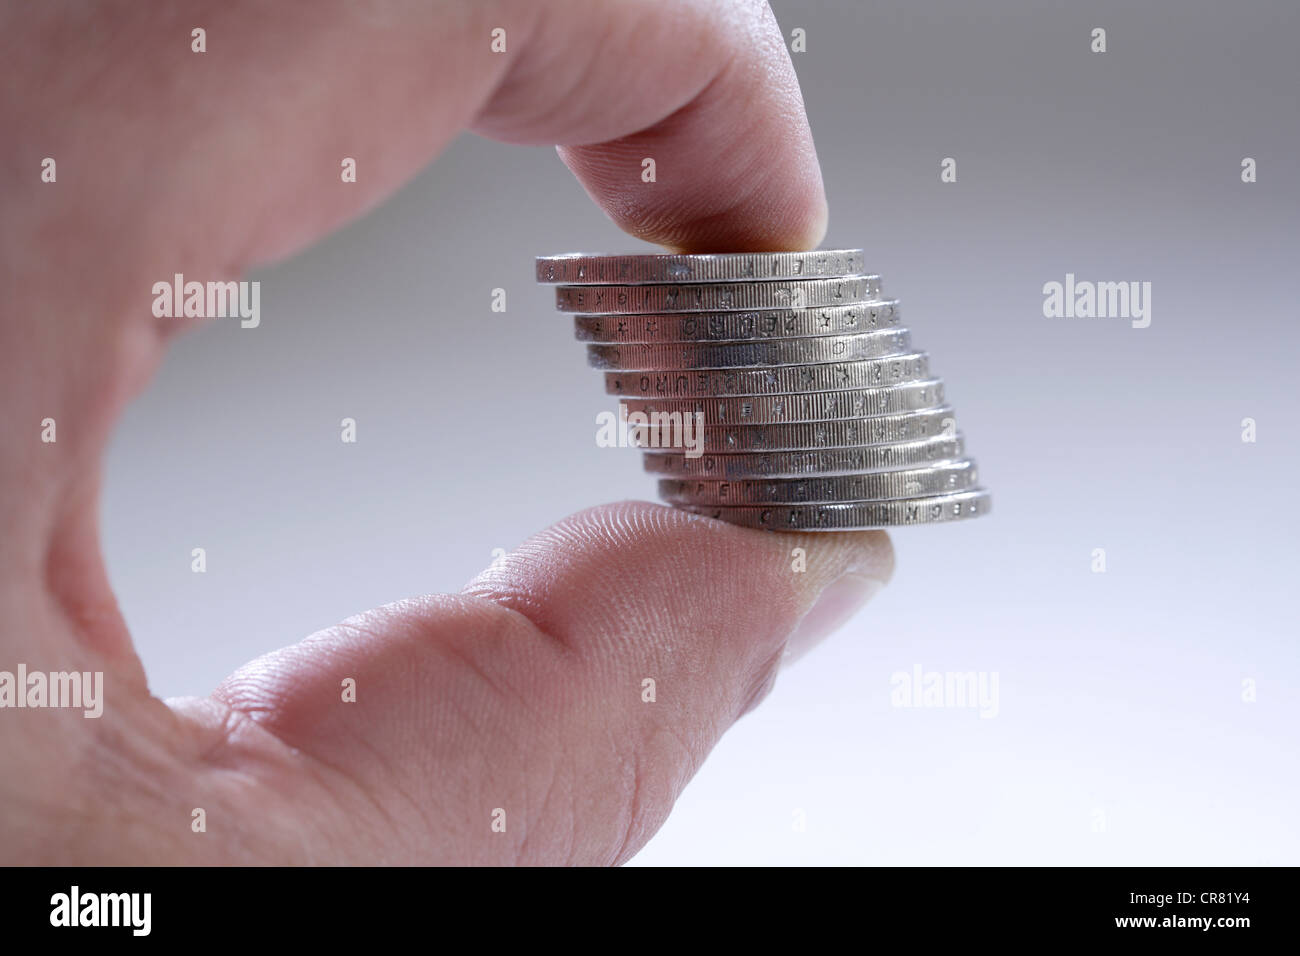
1;0;893;864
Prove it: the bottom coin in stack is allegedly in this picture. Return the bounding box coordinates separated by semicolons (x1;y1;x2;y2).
677;489;993;531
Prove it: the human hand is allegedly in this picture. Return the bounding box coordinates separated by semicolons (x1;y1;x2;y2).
1;0;892;865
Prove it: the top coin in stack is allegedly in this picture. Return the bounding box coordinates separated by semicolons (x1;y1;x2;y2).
536;250;990;531
536;250;867;284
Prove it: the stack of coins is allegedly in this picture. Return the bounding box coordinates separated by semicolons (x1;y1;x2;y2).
535;250;990;531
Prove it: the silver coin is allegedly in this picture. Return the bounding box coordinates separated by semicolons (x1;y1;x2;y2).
660;460;979;505
536;250;866;285
633;407;956;453
555;276;883;314
617;379;946;426
588;329;912;371
643;434;968;479
606;353;931;397
678;489;992;531
574;302;901;343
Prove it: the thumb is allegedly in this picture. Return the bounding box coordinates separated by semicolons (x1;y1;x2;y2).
200;502;891;865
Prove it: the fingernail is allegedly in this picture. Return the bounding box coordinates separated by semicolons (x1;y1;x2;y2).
784;572;884;664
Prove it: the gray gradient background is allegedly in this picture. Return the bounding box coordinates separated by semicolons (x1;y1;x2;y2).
102;0;1299;865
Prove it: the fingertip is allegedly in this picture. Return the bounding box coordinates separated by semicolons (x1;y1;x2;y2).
504;0;829;255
